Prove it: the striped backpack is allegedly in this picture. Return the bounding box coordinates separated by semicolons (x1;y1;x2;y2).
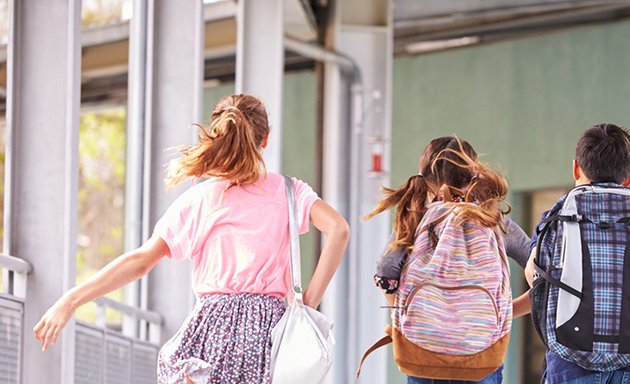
357;201;512;381
531;184;630;371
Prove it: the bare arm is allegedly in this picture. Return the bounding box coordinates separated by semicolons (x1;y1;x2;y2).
512;291;531;318
33;234;168;351
303;200;350;309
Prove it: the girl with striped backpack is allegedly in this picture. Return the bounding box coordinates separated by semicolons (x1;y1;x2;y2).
359;136;529;383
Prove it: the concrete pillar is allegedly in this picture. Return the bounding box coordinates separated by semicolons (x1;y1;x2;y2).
342;24;393;384
5;0;82;382
123;0;150;339
145;0;204;343
319;1;393;383
320;45;353;384
235;0;284;172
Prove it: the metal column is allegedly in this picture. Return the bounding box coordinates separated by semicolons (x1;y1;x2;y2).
5;0;81;383
235;0;284;172
342;23;393;384
145;0;204;343
320;1;393;383
123;0;150;339
319;1;352;382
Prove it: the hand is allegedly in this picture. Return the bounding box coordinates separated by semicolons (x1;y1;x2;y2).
524;248;537;288
33;295;75;351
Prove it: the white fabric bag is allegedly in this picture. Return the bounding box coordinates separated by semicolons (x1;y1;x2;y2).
269;176;335;384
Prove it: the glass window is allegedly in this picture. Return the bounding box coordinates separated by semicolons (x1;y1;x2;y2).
82;0;130;27
75;107;127;328
78;0;132;329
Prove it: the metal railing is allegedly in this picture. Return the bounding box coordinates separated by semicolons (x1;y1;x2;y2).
0;254;32;384
75;320;160;384
0;253;163;384
92;296;162;344
75;293;163;383
0;253;32;299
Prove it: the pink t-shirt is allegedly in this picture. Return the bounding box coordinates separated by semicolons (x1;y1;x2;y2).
153;172;319;298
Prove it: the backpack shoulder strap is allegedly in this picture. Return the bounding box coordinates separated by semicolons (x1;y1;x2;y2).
356;326;393;378
415;204;454;244
534;193;568;256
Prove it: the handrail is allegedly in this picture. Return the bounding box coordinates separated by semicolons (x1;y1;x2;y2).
0;253;32;274
0;254;31;298
94;296;162;325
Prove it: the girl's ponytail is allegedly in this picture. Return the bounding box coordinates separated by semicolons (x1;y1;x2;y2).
364;174;430;251
166;94;269;187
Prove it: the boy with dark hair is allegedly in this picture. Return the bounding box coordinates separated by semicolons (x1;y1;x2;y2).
526;123;630;384
574;123;630;185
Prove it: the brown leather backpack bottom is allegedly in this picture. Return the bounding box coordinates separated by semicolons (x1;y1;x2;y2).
390;325;510;381
357;325;510;381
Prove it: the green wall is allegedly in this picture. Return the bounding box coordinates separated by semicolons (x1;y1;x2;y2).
392;20;630;193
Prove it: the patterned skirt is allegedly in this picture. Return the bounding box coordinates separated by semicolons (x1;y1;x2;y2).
157;293;286;384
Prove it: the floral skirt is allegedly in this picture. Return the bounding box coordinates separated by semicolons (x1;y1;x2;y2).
157;293;286;384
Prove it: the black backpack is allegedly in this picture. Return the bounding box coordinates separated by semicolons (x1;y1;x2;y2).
530;183;630;370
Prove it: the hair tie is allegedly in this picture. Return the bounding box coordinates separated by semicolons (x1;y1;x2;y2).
412;173;425;183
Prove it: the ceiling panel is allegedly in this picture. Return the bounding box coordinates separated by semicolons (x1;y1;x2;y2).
393;0;630;55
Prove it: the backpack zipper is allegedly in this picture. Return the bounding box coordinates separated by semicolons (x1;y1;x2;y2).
403;282;500;325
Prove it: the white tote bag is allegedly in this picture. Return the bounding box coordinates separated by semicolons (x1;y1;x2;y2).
269;176;335;384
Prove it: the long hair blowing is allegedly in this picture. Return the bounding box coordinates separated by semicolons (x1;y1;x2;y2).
364;175;429;251
166;94;269;187
436;143;510;228
365;136;509;251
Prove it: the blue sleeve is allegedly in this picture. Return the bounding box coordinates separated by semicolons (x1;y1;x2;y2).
530;210;550;251
375;231;406;279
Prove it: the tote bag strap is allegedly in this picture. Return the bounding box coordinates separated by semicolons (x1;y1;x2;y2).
284;176;303;296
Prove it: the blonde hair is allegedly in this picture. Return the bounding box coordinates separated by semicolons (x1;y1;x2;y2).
166;94;269;187
365;136;509;251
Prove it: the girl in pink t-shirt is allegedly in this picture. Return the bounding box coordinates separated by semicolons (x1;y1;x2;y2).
34;94;350;384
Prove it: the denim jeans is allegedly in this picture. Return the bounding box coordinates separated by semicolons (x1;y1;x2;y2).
547;371;630;384
406;366;503;384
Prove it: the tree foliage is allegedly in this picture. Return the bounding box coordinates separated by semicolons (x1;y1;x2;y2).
77;109;126;272
76;108;126;324
81;0;127;27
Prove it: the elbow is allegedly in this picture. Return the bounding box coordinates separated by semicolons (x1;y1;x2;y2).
334;218;351;244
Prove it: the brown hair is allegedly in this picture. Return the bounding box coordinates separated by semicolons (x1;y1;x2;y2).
365;136;509;251
166;94;269;187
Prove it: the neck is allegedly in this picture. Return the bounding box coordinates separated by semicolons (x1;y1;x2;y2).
575;177;591;187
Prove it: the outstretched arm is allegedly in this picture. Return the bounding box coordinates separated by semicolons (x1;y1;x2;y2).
33;234;168;351
303;200;350;309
